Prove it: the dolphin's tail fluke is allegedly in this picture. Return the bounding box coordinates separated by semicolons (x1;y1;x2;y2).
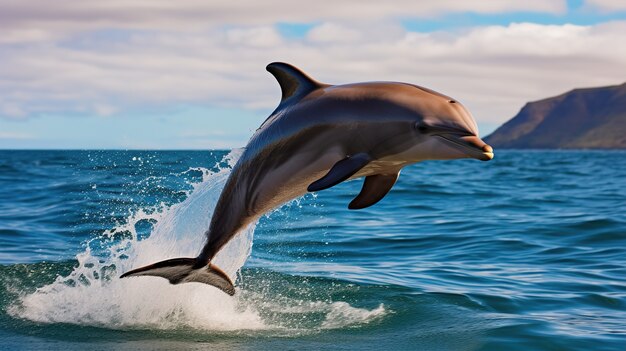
120;257;235;295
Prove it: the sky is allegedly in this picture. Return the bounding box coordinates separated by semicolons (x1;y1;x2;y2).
1;0;626;149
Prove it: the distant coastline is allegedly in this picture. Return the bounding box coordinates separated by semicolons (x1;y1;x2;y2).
485;83;626;149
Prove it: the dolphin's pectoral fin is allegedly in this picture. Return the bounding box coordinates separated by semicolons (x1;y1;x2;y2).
348;172;399;210
120;257;235;296
307;153;371;192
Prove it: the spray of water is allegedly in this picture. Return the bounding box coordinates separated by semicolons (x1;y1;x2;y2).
10;150;385;332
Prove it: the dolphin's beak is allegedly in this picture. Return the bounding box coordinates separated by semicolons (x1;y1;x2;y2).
435;133;494;161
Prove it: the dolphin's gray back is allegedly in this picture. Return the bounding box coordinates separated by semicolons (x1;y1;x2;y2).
199;90;421;261
198;71;447;260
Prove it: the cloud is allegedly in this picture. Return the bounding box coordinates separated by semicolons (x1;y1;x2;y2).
307;23;365;43
0;1;568;45
2;18;626;127
584;0;626;11
0;131;34;140
2;0;625;133
0;1;566;30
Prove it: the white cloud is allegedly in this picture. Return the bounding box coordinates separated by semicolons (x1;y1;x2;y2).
308;23;367;43
0;1;567;35
0;131;34;140
93;103;117;117
1;103;28;119
225;27;284;47
1;0;625;134
2;19;626;128
584;0;626;11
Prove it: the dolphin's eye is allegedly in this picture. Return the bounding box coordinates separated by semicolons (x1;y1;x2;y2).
415;122;429;133
448;100;456;104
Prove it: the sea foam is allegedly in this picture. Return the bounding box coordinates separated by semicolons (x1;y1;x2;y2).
10;150;385;332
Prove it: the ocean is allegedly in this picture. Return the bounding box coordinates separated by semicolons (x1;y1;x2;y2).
0;149;624;350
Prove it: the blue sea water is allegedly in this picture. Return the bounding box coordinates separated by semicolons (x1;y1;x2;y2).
0;149;624;350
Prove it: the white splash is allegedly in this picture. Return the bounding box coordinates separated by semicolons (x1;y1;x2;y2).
10;150;385;332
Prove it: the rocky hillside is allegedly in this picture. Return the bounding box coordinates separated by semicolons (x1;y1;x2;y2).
485;83;626;149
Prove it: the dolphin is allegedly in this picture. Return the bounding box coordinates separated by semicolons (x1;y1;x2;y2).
120;62;494;295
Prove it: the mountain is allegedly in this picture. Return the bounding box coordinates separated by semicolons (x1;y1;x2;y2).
484;83;626;149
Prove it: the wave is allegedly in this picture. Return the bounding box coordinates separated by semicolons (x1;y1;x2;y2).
7;149;385;332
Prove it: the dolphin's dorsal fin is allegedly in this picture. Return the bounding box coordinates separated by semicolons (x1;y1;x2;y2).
266;62;323;106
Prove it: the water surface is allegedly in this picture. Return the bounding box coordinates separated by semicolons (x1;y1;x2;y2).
0;150;624;350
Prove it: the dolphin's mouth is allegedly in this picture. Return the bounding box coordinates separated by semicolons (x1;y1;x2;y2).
435;133;494;161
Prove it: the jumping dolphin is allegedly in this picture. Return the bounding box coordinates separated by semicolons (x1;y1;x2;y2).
120;62;494;295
